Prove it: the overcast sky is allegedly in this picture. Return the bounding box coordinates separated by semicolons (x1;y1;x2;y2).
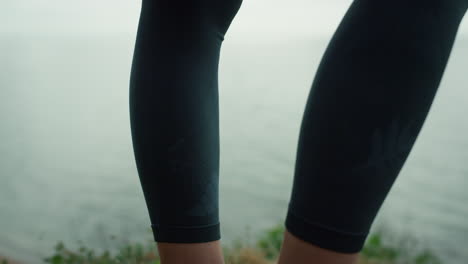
2;0;468;38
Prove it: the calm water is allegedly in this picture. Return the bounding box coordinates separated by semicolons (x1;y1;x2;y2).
0;34;467;263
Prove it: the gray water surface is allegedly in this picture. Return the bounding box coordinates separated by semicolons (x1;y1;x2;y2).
0;34;467;263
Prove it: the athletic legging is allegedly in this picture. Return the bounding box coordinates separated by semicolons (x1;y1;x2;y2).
129;0;467;253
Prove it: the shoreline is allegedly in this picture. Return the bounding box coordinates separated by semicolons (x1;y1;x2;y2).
0;223;444;264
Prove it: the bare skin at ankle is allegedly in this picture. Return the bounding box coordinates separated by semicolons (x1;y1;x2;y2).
157;239;225;264
277;230;360;264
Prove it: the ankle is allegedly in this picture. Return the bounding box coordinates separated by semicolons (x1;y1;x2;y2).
157;240;225;264
277;230;360;264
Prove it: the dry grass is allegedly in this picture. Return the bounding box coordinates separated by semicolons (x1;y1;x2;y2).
0;256;22;264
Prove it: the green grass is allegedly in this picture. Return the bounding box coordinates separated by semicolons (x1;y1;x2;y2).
1;223;443;264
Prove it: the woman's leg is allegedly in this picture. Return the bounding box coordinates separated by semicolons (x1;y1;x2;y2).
277;230;360;264
129;0;242;263
279;0;467;262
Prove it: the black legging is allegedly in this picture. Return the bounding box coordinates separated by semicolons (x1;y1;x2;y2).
129;0;467;253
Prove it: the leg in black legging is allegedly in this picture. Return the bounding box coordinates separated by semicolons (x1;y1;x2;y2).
284;0;467;255
129;0;242;244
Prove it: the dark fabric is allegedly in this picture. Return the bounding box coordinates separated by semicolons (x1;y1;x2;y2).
129;0;242;243
129;0;467;250
285;0;467;253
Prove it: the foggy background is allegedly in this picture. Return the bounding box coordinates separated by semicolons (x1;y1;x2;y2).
1;0;468;263
2;0;466;37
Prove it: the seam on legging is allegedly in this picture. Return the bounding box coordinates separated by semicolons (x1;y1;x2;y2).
151;222;220;229
288;209;369;237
